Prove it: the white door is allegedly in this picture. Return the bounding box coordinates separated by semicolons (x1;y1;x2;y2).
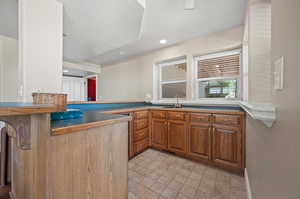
62;76;86;101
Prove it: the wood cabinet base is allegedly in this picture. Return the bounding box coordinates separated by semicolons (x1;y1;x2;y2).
8;114;128;199
150;111;245;174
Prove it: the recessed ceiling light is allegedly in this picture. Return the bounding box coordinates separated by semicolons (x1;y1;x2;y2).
215;65;220;68
63;69;69;73
160;39;167;44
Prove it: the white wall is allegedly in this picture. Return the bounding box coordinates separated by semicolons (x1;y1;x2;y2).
99;26;244;100
19;0;63;101
0;35;19;102
247;0;272;103
0;0;18;39
246;0;300;198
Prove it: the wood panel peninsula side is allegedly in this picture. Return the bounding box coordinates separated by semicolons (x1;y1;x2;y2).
0;101;131;199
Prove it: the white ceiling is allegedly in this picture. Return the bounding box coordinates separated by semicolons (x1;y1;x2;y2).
0;0;247;66
76;0;247;65
60;0;144;63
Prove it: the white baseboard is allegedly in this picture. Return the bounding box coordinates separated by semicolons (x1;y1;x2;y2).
245;168;253;199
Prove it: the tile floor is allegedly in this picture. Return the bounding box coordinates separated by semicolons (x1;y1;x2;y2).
128;149;247;199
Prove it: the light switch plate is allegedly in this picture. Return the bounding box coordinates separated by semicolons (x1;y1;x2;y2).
274;56;284;90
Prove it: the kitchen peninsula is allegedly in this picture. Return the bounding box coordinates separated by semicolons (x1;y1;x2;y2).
0;99;131;199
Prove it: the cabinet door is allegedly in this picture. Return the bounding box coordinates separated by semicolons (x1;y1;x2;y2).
151;119;168;149
188;124;211;161
167;121;187;153
212;125;242;169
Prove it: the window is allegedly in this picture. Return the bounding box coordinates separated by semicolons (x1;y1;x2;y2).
195;49;241;99
158;59;187;99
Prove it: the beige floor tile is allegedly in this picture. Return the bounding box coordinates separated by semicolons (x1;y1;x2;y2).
150;182;167;194
184;178;201;189
193;189;211;199
216;171;232;184
145;171;161;180
189;171;202;180
230;175;246;191
130;171;145;183
142;189;160;199
158;175;173;185
128;149;246;199
198;178;215;195
128;192;138;199
180;185;197;198
162;188;179;199
230;187;247;199
167;180;184;192
210;183;230;199
142;177;156;188
176;193;190;199
174;174;188;184
129;183;147;197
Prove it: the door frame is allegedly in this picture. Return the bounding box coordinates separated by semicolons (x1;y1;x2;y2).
85;74;98;101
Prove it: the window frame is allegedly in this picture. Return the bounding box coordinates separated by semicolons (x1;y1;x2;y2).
158;58;187;100
194;49;242;100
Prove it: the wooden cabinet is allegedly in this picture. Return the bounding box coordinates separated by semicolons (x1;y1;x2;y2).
187;113;211;161
167;111;185;121
188;124;211;161
151;119;168;150
168;121;187;153
134;111;148;120
131;111;150;156
134;118;148;131
133;128;148;142
133;138;149;154
212;125;242;169
150;111;245;171
152;111;166;119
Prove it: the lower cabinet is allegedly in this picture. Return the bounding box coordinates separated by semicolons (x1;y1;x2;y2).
212;125;242;169
167;121;187;153
133;138;149;155
187;124;211;161
132;111;150;156
151;119;168;150
150;111;245;171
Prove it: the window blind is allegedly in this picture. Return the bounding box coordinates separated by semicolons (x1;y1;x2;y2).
198;53;240;78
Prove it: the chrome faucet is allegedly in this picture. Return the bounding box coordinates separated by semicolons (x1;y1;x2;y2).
174;95;182;108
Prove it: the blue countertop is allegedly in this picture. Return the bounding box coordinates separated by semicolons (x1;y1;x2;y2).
51;111;129;130
51;102;244;132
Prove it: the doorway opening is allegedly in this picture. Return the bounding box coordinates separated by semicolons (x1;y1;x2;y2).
87;76;97;101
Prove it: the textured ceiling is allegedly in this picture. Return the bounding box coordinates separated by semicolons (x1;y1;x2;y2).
60;0;144;63
88;0;247;65
0;0;247;67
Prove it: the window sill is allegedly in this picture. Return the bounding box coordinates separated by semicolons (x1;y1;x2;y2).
239;101;276;128
151;99;240;106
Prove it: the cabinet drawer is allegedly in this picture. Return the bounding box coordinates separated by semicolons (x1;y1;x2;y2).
133;138;149;154
134;111;148;119
134;119;148;130
133;128;149;142
213;114;240;126
167;111;185;121
190;113;211;123
152;111;166;119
